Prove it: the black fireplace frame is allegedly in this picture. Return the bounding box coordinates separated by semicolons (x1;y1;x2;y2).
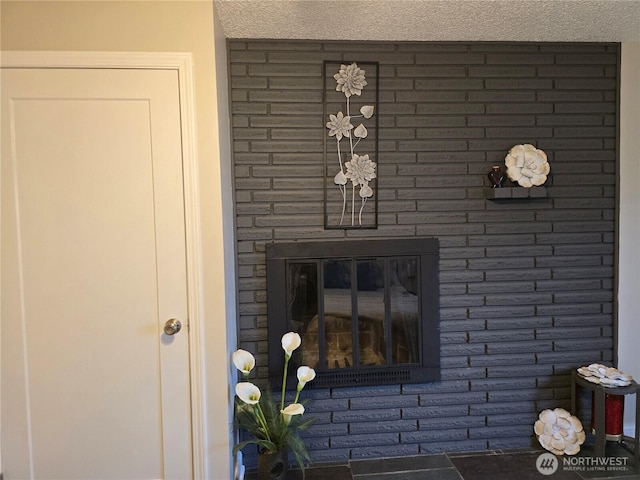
266;238;440;389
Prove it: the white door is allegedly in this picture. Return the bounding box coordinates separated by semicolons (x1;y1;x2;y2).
1;67;192;479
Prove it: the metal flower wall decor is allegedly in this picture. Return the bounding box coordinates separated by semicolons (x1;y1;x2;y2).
324;61;379;229
505;143;550;187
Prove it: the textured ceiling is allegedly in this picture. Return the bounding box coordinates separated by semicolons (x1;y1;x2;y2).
214;0;640;42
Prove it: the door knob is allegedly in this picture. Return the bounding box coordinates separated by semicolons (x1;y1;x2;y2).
163;318;182;336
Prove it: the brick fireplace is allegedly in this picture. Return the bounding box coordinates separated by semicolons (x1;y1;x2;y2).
230;40;618;465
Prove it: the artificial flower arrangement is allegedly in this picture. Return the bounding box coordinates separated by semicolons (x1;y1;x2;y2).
232;332;316;473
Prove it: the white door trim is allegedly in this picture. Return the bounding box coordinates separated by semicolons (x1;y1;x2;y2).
1;51;206;479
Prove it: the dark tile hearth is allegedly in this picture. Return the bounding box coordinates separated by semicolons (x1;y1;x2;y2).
247;443;640;480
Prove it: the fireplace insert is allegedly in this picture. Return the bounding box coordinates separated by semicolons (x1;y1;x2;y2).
266;238;440;388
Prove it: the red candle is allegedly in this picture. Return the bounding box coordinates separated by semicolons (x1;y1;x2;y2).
591;392;625;439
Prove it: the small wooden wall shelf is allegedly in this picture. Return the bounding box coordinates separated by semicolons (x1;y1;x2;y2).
484;186;547;200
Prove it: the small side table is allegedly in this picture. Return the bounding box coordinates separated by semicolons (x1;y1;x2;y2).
571;369;640;465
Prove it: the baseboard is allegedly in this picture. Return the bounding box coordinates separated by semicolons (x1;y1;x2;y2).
234;451;245;480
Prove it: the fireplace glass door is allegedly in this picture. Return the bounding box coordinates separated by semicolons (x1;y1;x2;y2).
292;257;421;373
267;238;439;388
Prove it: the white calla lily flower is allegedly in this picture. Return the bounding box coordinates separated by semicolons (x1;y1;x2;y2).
281;332;301;358
296;366;316;390
235;382;261;405
281;403;305;424
281;403;305;416
232;349;255;376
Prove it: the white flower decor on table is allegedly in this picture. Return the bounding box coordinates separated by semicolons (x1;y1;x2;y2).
577;363;633;387
505;144;550;187
326;62;377;226
232;332;316;474
534;408;586;455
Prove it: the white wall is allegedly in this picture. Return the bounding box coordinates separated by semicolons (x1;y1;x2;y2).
619;42;640;434
0;1;236;477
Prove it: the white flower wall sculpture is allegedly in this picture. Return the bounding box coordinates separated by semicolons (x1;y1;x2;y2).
534;408;586;455
505;144;550;187
326;62;377;226
577;363;633;387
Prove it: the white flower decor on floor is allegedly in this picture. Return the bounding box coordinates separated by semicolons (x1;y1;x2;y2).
577;363;633;387
326;62;376;226
534;408;586;455
505;144;550;187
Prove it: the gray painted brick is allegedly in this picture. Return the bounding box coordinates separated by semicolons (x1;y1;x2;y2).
441;343;485;356
471;377;535;391
487;437;535;450
420;392;486;406
488;388;553;402
484;269;552;281
350;444;419;459
421;439;488;454
485;78;552;89
535;326;603;340
331;432;399;448
402;428;468;443
487;341;552;355
246;41;322;51
441;357;471;368
487;103;553;114
469;425;533;440
418;416;485;430
414;52;485;64
332;385;402;398
248;64;322;76
469;401;537;416
350;395;419;410
487;364;554;378
536;351;603;364
307;398;349;412
553;338;612;351
402;380;470;395
468;281;534;294
229;40;617;462
485;293;552;306
333;408;400;423
488;316;552;330
303;423;349;437
350;419;418;434
307;449;351;464
486;412;536;427
440;367;488;380
469;330;534;343
468;91;536;102
486;53;554;64
470;353;535;367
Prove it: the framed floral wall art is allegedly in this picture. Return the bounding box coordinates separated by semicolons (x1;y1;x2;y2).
323;61;379;229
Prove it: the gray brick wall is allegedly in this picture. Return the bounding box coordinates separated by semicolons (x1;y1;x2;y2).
229;41;618;466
